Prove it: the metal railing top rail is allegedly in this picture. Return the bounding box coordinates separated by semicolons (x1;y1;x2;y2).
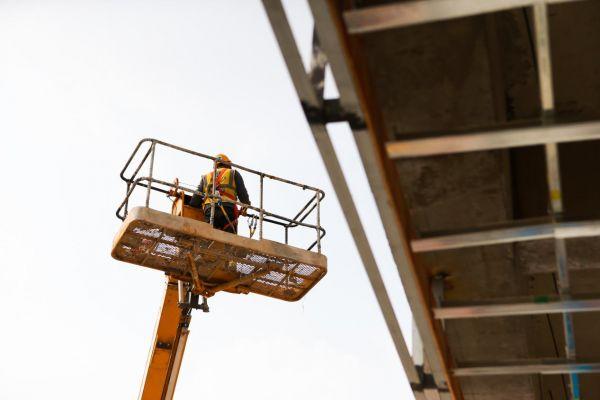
116;138;326;253
120;138;325;195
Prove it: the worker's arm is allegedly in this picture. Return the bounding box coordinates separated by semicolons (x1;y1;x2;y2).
189;176;205;208
234;170;250;205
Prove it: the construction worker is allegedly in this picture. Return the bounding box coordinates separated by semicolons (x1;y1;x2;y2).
190;154;250;234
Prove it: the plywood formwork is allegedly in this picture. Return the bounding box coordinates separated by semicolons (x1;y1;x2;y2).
112;207;327;302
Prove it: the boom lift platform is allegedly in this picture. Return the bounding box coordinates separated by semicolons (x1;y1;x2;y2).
111;139;327;399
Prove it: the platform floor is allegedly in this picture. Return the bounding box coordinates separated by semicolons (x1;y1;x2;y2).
112;207;327;301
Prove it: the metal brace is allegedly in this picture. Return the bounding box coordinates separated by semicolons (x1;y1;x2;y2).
177;280;210;313
302;99;366;130
412;366;451;399
178;292;209;313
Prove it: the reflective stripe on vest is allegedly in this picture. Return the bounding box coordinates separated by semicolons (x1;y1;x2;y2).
203;168;237;206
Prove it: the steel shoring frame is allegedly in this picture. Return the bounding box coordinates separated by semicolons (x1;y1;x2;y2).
453;360;600;377
533;3;580;398
343;0;586;34
411;218;600;253
385;120;600;159
329;0;593;397
434;298;600;320
306;1;455;398
261;2;429;399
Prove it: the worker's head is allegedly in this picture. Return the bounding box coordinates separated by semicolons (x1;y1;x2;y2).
215;153;231;168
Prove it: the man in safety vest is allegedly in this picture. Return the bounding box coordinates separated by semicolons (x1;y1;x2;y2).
190;154;250;234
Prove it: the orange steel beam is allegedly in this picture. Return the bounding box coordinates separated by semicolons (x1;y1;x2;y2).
315;1;463;398
139;277;191;400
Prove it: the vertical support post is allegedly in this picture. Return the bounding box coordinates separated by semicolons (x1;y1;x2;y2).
533;3;579;398
209;158;218;227
545;143;563;213
555;237;571;296
316;191;322;253
309;28;326;101
533;2;554;118
259;174;264;239
285;226;289;244
125;182;131;216
145;142;156;207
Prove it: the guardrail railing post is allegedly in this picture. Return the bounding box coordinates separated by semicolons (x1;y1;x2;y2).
145;142;156;207
259;174;264;239
317;191;321;253
125;182;131;216
209;158;218;227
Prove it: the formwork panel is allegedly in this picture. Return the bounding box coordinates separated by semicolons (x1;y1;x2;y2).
112;207;327;301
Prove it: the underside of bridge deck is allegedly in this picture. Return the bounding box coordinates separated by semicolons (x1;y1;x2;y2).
336;1;600;398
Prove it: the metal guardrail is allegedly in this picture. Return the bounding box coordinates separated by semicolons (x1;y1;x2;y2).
116;138;326;253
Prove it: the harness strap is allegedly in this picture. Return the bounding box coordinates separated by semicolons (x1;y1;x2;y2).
208;169;236;201
215;168;228;186
217;203;238;232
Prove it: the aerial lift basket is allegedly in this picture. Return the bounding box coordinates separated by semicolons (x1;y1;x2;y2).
112;206;326;301
113;139;327;302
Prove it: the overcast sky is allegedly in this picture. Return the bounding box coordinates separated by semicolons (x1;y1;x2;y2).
0;1;415;399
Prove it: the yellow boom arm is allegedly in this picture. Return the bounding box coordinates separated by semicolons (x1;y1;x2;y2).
139;277;191;400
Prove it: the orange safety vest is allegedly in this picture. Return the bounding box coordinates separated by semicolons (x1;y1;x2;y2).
202;168;237;207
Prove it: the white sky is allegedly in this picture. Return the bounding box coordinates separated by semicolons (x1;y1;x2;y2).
0;1;415;399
